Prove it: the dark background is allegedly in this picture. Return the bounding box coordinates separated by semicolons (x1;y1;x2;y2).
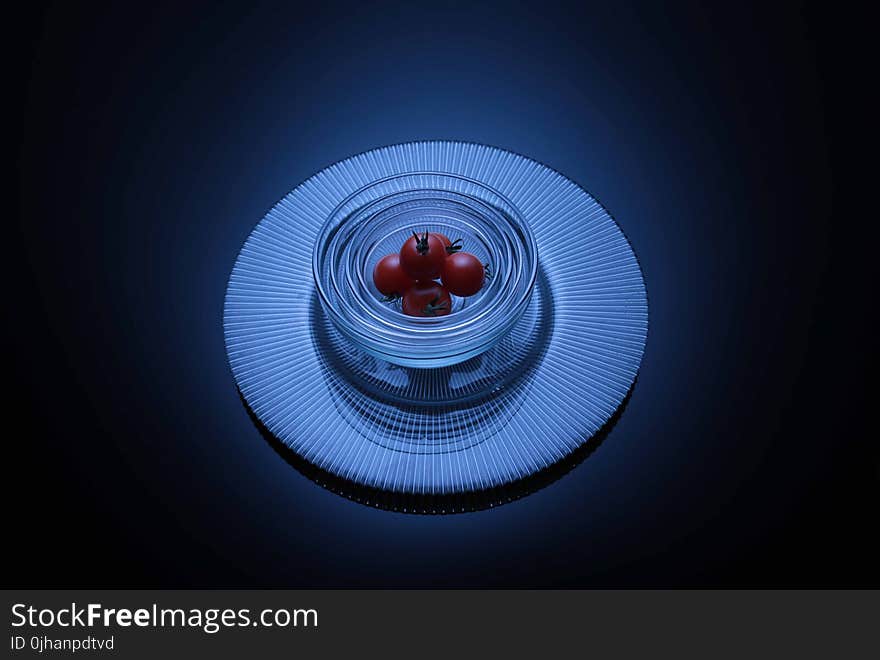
10;1;874;587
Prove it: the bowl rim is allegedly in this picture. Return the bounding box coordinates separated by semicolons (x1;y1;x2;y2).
311;171;538;363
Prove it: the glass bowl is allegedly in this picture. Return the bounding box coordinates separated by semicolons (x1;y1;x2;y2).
312;173;538;368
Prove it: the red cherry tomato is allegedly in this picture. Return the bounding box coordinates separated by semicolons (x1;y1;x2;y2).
441;252;485;296
400;231;447;280
372;253;414;297
402;282;452;317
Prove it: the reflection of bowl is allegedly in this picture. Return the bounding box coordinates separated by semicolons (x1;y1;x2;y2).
312;173;538;368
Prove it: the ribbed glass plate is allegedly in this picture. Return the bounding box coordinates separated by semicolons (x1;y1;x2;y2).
224;142;648;503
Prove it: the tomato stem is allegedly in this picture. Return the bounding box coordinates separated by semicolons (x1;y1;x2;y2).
413;229;430;255
423;297;448;316
445;238;463;254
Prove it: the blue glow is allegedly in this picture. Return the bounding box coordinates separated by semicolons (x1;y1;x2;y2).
224;142;647;501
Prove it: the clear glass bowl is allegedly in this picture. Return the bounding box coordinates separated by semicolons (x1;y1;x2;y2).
312;173;538;367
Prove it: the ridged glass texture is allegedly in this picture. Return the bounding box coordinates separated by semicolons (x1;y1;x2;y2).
224;142;648;496
313;173;537;367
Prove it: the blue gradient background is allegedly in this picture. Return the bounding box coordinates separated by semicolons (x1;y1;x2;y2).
12;2;875;586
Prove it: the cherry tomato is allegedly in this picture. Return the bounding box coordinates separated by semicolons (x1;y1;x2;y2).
402;282;452;317
400;231;447;280
372;253;414;297
441;252;484;296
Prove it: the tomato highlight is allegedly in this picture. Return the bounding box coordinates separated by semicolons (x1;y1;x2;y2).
372;253;415;298
402;282;452;317
400;230;447;281
441;252;485;297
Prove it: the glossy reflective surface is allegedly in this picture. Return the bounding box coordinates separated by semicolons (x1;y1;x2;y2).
224;142;648;498
312;173;537;367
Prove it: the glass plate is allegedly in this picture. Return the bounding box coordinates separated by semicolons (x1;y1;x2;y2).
224;141;648;508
